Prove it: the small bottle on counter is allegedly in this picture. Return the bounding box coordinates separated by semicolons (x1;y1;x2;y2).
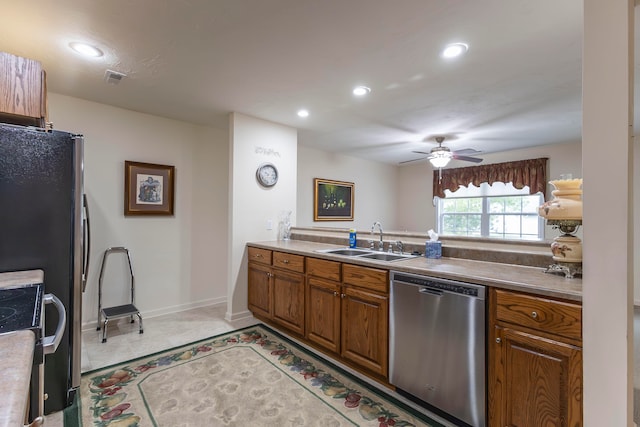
349;229;357;248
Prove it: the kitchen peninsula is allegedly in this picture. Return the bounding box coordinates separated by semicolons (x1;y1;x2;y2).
0;270;45;427
247;230;583;426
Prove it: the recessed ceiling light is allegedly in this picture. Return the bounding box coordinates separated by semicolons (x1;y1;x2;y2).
442;43;469;59
69;42;103;58
352;86;371;96
297;109;309;118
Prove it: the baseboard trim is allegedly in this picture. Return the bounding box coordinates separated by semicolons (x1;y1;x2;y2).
82;297;227;331
224;309;253;323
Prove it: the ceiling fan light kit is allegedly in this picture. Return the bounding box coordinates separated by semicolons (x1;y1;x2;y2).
429;153;451;168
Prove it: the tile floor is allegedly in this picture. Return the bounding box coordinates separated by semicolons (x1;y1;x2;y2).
43;304;259;426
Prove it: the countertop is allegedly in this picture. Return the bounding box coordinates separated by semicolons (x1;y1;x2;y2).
0;270;44;427
247;240;582;302
0;330;36;427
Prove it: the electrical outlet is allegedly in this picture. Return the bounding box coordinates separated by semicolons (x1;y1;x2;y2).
266;220;273;230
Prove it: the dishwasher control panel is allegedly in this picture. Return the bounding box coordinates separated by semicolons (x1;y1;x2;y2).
391;272;484;298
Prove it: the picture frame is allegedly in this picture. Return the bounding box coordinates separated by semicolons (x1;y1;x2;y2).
313;178;354;221
124;161;175;216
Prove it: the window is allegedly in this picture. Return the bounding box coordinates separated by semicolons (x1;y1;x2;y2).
435;182;544;240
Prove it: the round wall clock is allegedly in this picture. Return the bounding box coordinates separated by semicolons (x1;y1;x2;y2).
256;163;278;187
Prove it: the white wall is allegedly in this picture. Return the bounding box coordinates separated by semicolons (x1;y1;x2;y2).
296;145;399;231
582;0;633;424
227;113;297;320
48;93;229;328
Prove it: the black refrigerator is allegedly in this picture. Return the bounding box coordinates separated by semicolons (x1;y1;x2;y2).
0;123;88;414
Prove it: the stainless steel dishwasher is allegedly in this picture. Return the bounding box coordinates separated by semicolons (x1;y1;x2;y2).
389;271;486;427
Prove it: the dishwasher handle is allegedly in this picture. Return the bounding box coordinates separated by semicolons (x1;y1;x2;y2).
419;287;443;297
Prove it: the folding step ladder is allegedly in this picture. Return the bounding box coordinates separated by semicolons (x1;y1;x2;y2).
97;247;143;343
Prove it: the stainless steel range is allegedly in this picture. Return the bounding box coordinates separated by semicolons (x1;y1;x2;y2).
389;271;486;427
0;282;65;422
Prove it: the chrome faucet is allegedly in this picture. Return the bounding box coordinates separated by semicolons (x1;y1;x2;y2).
371;221;384;251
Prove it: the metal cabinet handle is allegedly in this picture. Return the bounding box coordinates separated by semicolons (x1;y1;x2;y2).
341;293;345;298
255;253;263;258
282;259;290;264
333;291;339;297
496;337;501;344
531;311;538;319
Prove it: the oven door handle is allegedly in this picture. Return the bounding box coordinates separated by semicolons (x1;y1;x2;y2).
42;293;66;355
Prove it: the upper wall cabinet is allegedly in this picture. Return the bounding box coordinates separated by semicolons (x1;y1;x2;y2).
0;52;48;128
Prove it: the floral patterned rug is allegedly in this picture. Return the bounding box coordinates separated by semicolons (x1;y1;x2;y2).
75;325;444;427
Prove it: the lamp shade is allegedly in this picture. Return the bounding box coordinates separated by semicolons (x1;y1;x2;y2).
429;155;451;168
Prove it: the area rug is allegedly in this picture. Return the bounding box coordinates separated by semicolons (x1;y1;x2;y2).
73;324;445;427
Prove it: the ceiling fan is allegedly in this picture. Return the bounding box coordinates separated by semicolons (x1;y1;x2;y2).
401;136;483;167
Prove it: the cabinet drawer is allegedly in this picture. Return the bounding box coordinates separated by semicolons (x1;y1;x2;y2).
495;289;582;341
306;257;341;281
342;264;388;293
273;251;305;273
248;247;272;265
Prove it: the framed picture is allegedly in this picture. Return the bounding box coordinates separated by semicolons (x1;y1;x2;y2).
313;178;354;221
124;161;175;216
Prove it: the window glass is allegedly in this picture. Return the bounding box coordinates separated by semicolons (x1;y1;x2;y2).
436;182;544;240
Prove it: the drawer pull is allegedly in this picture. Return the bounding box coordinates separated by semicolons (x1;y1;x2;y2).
254;253;263;258
333;291;339;297
341;293;346;299
282;259;290;264
531;311;538;319
496;337;501;344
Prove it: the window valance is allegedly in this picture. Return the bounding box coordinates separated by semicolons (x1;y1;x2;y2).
432;157;548;199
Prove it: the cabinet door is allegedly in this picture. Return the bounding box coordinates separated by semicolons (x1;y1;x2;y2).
306;276;341;354
248;262;272;319
341;286;389;378
0;52;46;126
491;325;582;427
272;269;305;335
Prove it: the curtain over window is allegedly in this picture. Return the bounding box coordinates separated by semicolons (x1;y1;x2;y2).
432;157;548;199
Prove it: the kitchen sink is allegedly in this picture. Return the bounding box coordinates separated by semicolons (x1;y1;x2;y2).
315;247;416;262
316;248;374;256
359;252;415;262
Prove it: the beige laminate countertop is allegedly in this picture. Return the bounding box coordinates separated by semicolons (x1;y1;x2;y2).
0;270;44;427
0;330;36;427
248;240;582;302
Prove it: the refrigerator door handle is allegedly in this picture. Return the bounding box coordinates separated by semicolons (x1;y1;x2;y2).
42;293;67;355
82;194;91;292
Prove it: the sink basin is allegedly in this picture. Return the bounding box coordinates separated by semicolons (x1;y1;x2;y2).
359;252;416;262
316;248;373;256
316;247;416;262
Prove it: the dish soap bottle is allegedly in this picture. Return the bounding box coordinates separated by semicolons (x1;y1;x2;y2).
349;229;357;248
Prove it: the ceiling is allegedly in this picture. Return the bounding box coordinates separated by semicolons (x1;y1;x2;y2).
0;1;597;165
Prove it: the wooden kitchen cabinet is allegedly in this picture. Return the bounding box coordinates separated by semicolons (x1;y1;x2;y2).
272;267;305;335
488;288;582;427
306;260;389;378
306;258;341;354
341;264;389;378
0;52;48;127
247;247;305;336
341;284;389;377
247;261;272;319
249;247;390;380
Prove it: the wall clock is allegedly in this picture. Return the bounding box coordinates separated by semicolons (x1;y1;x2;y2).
256;163;278;187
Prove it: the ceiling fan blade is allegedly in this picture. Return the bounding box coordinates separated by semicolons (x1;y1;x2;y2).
399;157;427;164
453;155;483;163
411;150;431;155
452;148;482;156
